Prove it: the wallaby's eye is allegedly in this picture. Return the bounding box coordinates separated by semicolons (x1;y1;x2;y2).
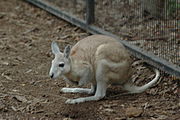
59;63;65;67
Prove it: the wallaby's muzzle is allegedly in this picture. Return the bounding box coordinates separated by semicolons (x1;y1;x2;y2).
50;73;54;78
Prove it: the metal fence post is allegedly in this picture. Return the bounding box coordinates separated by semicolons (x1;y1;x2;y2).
86;0;95;24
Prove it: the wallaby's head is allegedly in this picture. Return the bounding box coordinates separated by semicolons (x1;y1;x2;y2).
49;42;71;79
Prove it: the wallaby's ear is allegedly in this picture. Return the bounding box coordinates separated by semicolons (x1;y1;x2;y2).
51;41;60;55
64;45;71;58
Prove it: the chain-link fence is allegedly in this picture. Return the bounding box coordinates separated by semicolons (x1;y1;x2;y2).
26;0;180;77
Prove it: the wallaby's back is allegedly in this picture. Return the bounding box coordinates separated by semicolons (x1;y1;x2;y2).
70;35;131;64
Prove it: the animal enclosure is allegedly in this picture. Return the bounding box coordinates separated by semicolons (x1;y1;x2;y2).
0;0;179;119
27;0;180;77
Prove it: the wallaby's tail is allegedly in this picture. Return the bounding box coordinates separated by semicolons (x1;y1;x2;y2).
123;68;160;94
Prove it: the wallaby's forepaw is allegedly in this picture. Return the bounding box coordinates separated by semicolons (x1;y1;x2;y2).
65;99;76;104
60;87;71;93
65;96;101;104
60;87;93;94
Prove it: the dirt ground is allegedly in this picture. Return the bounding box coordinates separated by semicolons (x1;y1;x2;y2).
0;0;179;119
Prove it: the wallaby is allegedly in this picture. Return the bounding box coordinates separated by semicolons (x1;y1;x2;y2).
49;35;160;104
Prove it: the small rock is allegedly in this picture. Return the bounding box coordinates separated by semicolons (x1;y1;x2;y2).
25;69;32;73
14;95;28;103
157;115;168;119
103;108;116;113
0;101;5;111
103;104;112;108
0;13;6;19
103;103;118;108
11;106;17;112
1;73;12;81
0;61;9;65
63;118;73;120
15;56;23;61
125;107;143;117
99;106;103;110
115;117;126;120
12;89;19;92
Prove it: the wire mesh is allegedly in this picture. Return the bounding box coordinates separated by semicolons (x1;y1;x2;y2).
43;0;86;19
94;0;179;66
35;0;179;67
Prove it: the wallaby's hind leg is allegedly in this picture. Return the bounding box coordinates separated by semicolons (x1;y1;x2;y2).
61;84;96;94
65;61;108;104
65;80;107;104
94;60;108;99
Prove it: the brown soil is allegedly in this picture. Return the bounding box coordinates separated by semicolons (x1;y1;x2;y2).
0;0;179;119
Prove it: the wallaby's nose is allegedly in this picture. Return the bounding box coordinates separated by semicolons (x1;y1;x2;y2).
50;73;54;78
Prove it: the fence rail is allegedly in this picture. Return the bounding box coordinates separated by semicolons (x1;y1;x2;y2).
25;0;180;77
